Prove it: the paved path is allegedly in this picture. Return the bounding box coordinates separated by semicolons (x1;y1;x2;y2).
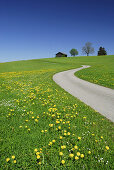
53;65;114;122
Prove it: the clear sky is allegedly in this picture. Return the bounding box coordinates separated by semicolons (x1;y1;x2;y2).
0;0;114;62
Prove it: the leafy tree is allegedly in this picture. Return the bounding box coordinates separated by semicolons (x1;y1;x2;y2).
97;47;107;56
82;42;94;56
70;48;78;56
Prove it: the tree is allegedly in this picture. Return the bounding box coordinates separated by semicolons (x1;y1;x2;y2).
70;48;78;56
82;42;94;56
97;47;107;56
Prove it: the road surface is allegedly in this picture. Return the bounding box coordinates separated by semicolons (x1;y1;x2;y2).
53;65;114;122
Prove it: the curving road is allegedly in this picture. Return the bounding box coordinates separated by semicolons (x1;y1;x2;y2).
53;65;114;122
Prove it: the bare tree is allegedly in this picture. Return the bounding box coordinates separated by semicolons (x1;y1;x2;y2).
82;42;94;56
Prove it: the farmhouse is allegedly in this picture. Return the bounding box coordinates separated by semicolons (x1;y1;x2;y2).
55;52;67;57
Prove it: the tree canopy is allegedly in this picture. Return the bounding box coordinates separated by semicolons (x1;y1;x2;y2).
70;49;78;56
82;42;94;56
97;47;107;56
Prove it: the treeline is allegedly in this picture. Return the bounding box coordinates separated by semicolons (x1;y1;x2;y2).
69;42;107;56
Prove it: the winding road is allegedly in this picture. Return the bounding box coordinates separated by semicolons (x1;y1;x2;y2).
53;65;114;122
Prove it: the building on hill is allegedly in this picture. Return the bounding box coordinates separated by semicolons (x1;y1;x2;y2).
55;52;67;57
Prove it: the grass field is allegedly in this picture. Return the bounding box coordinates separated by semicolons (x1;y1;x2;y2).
0;55;114;169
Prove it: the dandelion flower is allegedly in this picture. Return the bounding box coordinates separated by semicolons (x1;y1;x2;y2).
88;151;91;154
75;156;79;160
13;160;16;163
52;140;56;143
78;137;81;140
61;160;65;164
58;126;61;130
80;154;84;158
12;155;15;159
59;152;63;156
106;146;109;150
38;161;41;165
61;145;66;149
69;153;74;158
74;145;78;149
60;136;63;139
67;132;71;135
49;124;53;127
37;155;40;159
77;152;80;156
34;148;38;152
92;134;95;136
6;158;10;162
48;142;52;146
36;152;40;155
35;119;38;122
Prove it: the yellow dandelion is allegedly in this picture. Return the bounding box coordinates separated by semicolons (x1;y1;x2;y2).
92;134;95;136
77;152;80;156
34;148;38;152
13;160;16;163
106;146;109;150
74;145;78;149
88;151;91;154
12;155;15;159
49;124;53;127
80;154;84;158
37;155;40;159
48;142;52;146
36;152;40;155
35;119;38;122
61;160;65;164
52;140;56;143
67;132;71;135
78;137;81;140
69;153;74;158
38;161;41;165
75;156;79;160
6;158;10;162
61;145;66;149
59;152;63;156
60;136;63;139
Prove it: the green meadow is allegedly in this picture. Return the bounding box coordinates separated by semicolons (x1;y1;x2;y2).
0;55;114;169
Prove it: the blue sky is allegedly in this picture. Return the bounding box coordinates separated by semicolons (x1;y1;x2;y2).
0;0;114;62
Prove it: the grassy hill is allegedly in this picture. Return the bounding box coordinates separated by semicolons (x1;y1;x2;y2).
0;55;114;169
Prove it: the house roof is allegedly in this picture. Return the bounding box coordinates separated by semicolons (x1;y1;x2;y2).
56;52;67;55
